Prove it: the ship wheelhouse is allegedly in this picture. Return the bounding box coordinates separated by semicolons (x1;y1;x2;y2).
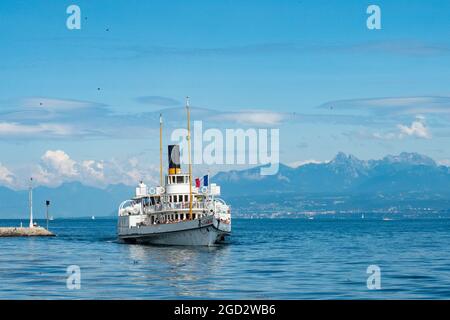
118;144;227;226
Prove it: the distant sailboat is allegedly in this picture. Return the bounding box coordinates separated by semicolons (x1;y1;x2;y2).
91;216;96;220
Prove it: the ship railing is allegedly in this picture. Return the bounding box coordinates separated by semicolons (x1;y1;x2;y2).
122;200;228;216
142;202;208;214
213;200;231;222
118;200;141;216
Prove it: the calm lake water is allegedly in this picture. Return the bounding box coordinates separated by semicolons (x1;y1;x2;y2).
1;218;450;299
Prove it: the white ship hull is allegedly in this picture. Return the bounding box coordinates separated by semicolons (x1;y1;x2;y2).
118;216;231;246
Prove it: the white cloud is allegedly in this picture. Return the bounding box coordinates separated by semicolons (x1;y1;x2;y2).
105;157;159;186
20;97;103;110
41;150;78;177
319;96;450;116
32;165;55;185
81;160;105;182
0;122;74;137
29;150;159;188
33;150;79;186
369;131;398;140
365;97;436;107
397;118;431;139
0;163;15;185
366;116;431;140
135;96;181;107
0;96;112;139
213;111;286;126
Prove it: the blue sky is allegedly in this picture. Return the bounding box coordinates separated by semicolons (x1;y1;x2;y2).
0;0;449;188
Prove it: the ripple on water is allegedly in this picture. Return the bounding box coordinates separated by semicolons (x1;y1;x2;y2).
1;218;450;299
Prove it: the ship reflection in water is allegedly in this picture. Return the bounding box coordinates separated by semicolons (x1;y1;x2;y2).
125;244;231;298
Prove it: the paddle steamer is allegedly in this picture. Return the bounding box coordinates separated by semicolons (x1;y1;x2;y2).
117;99;231;246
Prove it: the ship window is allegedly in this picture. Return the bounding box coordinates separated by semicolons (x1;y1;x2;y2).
176;176;183;183
178;195;182;202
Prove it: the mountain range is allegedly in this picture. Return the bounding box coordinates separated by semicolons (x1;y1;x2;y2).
0;152;449;218
214;152;450;196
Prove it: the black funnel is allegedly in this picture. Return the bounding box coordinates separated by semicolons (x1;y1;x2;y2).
168;145;180;170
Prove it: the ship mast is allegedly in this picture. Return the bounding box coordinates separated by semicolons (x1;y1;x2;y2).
159;113;163;186
186;97;193;220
